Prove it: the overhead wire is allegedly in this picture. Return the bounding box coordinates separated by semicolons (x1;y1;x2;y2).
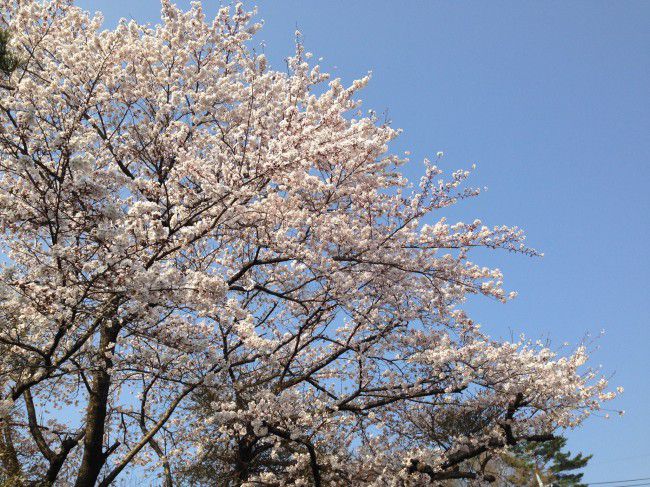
588;478;650;485
601;483;650;487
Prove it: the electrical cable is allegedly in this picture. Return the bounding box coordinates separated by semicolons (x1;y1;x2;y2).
589;478;650;485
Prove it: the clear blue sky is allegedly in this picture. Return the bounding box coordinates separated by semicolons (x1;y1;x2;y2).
78;1;650;483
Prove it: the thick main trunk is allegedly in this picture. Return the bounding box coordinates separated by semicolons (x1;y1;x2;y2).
0;423;22;482
74;322;119;487
234;429;257;483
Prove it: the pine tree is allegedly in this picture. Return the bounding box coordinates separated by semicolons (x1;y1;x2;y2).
503;436;591;486
0;30;19;77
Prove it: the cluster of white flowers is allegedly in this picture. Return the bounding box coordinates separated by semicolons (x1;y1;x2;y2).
0;1;616;485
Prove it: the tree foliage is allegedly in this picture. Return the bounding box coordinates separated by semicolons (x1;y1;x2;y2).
0;30;18;77
501;437;591;487
0;1;614;485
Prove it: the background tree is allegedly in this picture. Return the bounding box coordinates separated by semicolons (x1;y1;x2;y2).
499;436;591;487
0;30;18;77
0;1;615;485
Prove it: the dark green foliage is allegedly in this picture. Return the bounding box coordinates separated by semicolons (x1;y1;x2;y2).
0;30;19;76
504;436;591;487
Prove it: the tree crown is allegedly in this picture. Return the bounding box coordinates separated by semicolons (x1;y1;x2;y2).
0;1;615;485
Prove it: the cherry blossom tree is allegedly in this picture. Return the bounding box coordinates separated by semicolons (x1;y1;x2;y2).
0;1;615;485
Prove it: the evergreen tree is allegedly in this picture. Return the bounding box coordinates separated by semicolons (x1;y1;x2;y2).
0;29;19;77
503;436;591;486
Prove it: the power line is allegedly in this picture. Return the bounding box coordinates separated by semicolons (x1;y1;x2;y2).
588;479;650;486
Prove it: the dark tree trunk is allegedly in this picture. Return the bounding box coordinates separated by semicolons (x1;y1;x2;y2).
234;430;257;483
0;423;22;482
74;322;120;487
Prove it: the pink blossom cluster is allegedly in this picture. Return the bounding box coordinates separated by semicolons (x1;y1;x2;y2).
0;1;614;485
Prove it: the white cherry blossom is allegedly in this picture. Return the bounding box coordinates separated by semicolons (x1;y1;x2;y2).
0;1;614;485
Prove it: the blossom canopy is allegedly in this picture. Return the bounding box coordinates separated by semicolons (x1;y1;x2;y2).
0;1;613;485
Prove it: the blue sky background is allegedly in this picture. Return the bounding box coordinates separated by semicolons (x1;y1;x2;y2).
77;1;650;483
